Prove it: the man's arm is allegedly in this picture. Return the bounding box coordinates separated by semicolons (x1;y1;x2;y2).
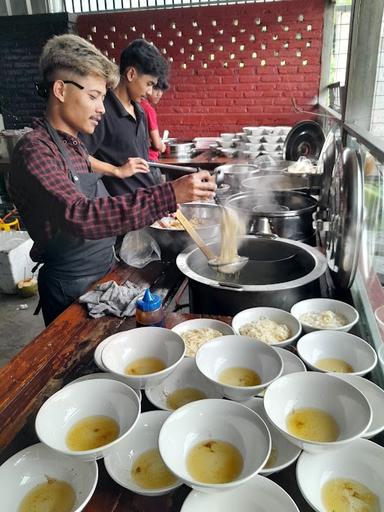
149;128;166;153
89;155;150;178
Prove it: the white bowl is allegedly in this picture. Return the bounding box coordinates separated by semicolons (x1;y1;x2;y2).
379;344;384;366
104;410;182;496
291;298;359;333
274;347;307;375
0;443;98;512
94;332;123;371
180;474;299;511
159;399;271;493
333;374;384;438
65;372;142;402
145;357;222;411
243;126;262;135
196;335;283;401
242;397;301;475
296;438;384;511
171;318;234;357
256;347;306;398
35;379;141;461
264;372;372;453
101;327;185;389
232;307;302;348
217;138;234;148
220;132;235;141
297;330;377;376
219;148;237;158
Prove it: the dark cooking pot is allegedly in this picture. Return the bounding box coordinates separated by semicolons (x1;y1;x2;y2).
214;164;259;195
176;236;327;315
147;202;221;259
225;191;318;244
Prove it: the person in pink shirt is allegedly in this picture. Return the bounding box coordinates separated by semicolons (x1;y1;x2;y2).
141;77;169;162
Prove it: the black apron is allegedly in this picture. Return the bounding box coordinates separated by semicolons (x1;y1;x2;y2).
36;121;116;325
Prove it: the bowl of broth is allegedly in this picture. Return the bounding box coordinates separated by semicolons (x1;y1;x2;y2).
104;410;182;496
195;335;283;401
158;399;271;493
145;357;222;411
296;438;384;511
35;379;141;461
264;372;372;453
0;442;98;512
297;330;377;376
101;327;185;389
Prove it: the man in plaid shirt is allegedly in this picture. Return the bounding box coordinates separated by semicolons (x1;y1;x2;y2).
9;34;216;325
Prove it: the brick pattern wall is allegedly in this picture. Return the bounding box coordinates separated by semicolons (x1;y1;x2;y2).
0;14;75;129
77;0;324;139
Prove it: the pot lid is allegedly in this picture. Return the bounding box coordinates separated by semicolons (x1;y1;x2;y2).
325;147;363;289
317;130;338;212
284;120;325;161
176;236;327;291
225;190;318;218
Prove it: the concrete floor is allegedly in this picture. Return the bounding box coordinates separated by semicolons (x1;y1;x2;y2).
0;291;45;367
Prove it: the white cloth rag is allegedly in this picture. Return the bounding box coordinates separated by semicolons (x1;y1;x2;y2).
79;280;146;318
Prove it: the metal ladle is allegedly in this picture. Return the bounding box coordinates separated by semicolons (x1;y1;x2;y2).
175;206;249;275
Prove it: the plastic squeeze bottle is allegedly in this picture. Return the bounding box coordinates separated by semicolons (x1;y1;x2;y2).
135;288;164;327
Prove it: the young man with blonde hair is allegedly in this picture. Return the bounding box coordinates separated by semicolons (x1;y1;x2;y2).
9;34;216;325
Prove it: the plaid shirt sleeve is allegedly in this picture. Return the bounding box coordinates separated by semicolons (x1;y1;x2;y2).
9;132;176;251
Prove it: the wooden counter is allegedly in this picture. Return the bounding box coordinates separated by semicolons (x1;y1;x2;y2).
0;259;372;511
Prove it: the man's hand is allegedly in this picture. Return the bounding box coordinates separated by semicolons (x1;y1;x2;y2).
172;171;216;203
115;158;150;178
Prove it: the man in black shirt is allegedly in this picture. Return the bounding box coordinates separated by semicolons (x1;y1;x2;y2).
81;39;168;195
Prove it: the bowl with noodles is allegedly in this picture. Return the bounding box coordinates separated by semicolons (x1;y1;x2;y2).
171;318;235;357
231;307;302;348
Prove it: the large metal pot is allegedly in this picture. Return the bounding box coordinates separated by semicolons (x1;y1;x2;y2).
147;202;221;259
176;236;327;315
225;191;318;244
214;164;259;195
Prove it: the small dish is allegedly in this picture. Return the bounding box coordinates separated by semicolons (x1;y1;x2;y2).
274;347;307;375
296;438;384;512
242;397;301;475
104;410;182;496
333;373;384;438
0;443;98;512
180;474;299;511
145;357;222;411
94;332;122;371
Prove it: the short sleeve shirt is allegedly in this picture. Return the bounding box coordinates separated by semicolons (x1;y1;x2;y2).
80;90;161;195
141;99;161;162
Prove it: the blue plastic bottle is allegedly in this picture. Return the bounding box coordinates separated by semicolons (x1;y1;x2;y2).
135;288;164;327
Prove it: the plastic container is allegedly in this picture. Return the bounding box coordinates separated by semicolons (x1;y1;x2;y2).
135;288;164;327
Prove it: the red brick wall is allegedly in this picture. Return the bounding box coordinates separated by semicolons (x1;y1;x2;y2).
77;0;324;139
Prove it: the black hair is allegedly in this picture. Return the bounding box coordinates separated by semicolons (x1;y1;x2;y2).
120;39;169;78
154;76;169;91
